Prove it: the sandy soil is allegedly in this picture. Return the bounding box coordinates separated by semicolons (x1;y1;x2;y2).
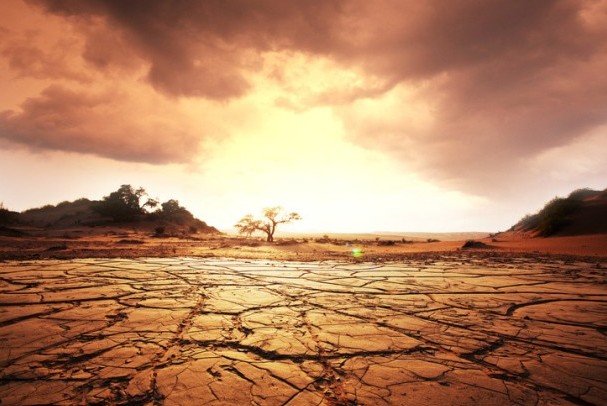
482;232;607;257
1;231;606;262
1;257;606;405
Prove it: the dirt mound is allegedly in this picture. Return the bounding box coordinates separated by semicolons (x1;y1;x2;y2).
511;187;607;237
461;240;491;249
46;243;68;251
19;198;102;228
558;193;607;236
116;239;145;244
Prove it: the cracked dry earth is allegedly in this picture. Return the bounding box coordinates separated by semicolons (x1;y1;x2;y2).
0;257;606;405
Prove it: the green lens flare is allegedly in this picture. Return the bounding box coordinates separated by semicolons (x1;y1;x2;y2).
352;248;363;258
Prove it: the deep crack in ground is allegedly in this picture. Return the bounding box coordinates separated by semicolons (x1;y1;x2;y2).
0;256;606;405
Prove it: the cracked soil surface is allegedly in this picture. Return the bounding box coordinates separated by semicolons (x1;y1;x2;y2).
1;256;606;405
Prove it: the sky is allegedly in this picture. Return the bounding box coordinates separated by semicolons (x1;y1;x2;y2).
1;0;606;233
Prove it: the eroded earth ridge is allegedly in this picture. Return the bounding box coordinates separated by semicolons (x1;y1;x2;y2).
1;257;606;405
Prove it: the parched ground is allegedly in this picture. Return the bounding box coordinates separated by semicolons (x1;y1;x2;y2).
2;232;607;261
0;256;606;405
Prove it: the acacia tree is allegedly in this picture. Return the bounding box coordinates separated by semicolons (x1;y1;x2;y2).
235;207;301;242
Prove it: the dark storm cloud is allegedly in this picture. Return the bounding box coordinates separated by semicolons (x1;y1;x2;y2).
6;0;607;193
29;0;346;99
333;0;607;193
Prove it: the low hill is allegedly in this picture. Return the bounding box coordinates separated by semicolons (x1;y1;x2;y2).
510;188;607;237
20;198;102;228
0;205;20;225
2;185;219;235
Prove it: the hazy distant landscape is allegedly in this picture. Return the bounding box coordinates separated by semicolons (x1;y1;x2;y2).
2;185;606;261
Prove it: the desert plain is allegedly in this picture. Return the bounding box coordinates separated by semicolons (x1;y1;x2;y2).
1;251;606;405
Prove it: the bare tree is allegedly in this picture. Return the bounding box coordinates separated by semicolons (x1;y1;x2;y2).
235;207;301;242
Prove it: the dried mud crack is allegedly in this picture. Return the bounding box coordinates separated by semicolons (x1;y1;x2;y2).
1;256;606;405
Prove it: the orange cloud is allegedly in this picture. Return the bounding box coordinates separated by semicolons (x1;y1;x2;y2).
0;85;202;163
1;0;605;197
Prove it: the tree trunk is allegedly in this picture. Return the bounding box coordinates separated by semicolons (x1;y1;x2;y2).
269;221;276;243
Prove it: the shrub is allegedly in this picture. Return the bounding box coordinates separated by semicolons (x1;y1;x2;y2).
567;188;597;201
462;240;489;249
377;240;396;246
535;197;580;236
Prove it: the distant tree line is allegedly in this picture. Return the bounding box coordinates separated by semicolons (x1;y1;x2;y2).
93;184;202;226
1;185;217;233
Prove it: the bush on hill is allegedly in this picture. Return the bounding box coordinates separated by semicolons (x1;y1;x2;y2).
8;185;218;233
515;189;597;236
567;188;598;201
156;199;196;224
92;185;158;222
